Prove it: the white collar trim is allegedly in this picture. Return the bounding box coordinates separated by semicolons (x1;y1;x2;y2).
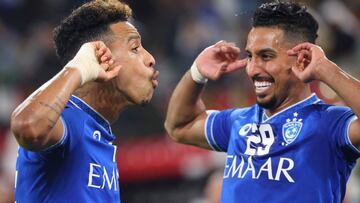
262;93;319;122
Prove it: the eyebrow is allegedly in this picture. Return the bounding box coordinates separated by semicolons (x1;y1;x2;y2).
127;34;141;43
246;48;276;55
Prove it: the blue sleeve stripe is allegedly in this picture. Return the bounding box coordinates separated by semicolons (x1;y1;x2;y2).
205;111;222;151
40;117;68;152
345;115;360;155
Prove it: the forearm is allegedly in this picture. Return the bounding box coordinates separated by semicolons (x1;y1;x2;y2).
11;68;81;147
319;62;360;116
165;71;206;135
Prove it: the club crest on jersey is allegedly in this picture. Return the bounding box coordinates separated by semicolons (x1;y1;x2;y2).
282;112;302;145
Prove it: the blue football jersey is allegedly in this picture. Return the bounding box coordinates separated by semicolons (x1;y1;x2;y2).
205;94;360;203
15;95;121;203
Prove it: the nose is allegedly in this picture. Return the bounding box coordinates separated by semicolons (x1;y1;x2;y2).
144;48;156;68
246;58;262;78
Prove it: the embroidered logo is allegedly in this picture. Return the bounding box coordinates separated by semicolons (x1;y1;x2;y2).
93;130;101;141
238;123;252;136
282;112;302;145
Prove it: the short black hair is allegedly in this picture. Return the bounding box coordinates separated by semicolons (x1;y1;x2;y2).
252;1;318;43
53;0;132;65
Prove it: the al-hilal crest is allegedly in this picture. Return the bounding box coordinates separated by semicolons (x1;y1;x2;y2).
282;112;302;145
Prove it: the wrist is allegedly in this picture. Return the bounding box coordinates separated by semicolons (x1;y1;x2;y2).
62;67;83;87
315;59;339;83
64;43;100;85
190;61;208;84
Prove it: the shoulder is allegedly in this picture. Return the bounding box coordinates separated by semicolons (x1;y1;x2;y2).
61;105;90;129
309;103;352;115
209;105;257;123
229;105;257;119
302;103;354;127
300;102;351;114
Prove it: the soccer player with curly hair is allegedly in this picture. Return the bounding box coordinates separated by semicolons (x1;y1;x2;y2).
11;0;158;202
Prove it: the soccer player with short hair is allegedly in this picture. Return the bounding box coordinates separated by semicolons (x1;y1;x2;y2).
11;0;158;202
165;2;360;202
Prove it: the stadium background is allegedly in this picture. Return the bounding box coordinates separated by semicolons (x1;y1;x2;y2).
0;0;359;202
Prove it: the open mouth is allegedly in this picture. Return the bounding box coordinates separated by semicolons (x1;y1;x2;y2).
253;77;274;94
255;81;272;89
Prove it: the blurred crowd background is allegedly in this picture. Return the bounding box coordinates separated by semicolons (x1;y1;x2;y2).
0;0;359;202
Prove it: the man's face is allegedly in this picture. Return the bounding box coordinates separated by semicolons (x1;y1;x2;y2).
109;22;157;106
245;27;303;110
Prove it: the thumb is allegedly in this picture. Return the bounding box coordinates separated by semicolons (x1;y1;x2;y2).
98;65;122;81
291;65;301;78
291;65;306;82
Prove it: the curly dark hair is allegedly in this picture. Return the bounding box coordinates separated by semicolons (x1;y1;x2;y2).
53;0;132;65
253;1;318;43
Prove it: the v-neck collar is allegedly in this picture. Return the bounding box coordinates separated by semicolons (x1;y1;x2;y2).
68;95;112;134
259;93;321;122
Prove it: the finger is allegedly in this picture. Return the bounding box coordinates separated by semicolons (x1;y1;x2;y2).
101;55;108;62
96;46;107;57
218;46;240;61
94;41;106;50
214;40;227;47
99;47;113;62
302;50;312;60
289;42;314;53
287;49;298;56
211;64;226;80
298;52;304;63
100;63;109;71
224;58;248;73
223;53;233;61
97;65;120;82
291;66;302;78
104;47;112;57
223;42;236;48
103;65;121;81
101;51;112;62
93;41;101;50
212;47;221;54
220;45;240;55
294;54;306;71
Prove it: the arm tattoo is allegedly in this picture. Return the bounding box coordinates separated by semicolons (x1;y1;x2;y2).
47;118;56;129
39;101;61;116
56;95;66;106
54;96;66;111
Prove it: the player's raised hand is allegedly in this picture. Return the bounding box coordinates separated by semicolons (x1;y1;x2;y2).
287;42;334;83
65;41;121;85
93;41;121;82
195;40;247;81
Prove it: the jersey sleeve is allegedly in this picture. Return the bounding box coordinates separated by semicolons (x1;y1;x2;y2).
325;106;360;161
205;109;234;152
38;116;70;159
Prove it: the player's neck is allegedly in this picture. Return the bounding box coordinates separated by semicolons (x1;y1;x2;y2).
74;82;129;123
265;88;312;116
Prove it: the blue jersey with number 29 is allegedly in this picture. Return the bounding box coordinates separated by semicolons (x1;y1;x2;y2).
205;94;360;203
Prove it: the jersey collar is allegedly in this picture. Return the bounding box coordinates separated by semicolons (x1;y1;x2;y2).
259;93;321;122
68;95;112;134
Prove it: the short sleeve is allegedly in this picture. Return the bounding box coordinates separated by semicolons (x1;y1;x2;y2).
39;116;69;158
338;114;360;160
325;106;360;161
205;109;234;152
